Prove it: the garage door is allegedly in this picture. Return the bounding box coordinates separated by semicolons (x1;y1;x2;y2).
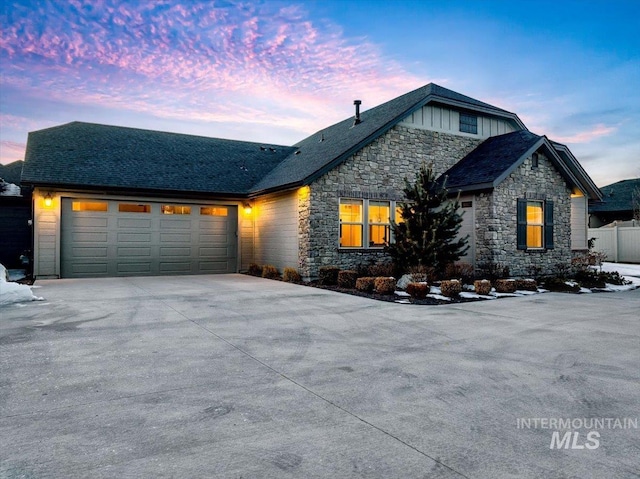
61;199;237;277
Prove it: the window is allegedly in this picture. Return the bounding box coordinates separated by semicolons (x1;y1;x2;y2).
72;201;108;212
517;198;554;250
339;199;363;247
459;113;478;134
368;201;391;247
162;205;191;215
118;203;151;213
531;153;539;168
200;206;228;216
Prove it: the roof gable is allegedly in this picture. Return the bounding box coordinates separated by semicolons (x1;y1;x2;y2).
440;130;597;198
250;83;525;194
590;178;640;212
21;122;295;196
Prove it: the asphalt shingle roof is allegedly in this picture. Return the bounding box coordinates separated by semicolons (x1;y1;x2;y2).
0;161;24;185
250;83;521;194
439;130;542;192
589;178;640;213
21;122;295;196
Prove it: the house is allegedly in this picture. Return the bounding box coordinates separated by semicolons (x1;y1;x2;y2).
588;178;640;227
21;83;601;279
0;160;32;269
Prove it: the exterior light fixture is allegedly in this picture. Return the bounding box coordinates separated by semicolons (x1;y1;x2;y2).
243;202;253;215
44;193;53;207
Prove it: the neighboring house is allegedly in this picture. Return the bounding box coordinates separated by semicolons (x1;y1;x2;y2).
0;160;32;269
588;178;640;227
21;83;601;279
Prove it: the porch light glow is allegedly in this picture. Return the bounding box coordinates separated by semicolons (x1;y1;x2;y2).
243;202;253;215
44;193;53;208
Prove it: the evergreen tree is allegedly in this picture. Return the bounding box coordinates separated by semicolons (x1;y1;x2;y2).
386;163;468;275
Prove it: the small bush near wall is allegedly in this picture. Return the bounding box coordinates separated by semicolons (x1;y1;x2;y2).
444;262;474;284
337;270;358;289
478;262;510;281
262;264;280;279
368;262;396;278
543;277;580;293
374;277;396;295
406;282;429;299
407;265;437;284
355;277;375;292
495;279;517;293
283;267;302;283
318;266;340;285
248;263;263;276
515;279;538;291
474;280;492;295
440;279;462;297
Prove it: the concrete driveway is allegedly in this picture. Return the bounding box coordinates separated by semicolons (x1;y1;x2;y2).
1;275;639;478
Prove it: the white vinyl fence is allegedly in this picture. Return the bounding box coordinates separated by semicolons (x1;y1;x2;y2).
588;226;640;263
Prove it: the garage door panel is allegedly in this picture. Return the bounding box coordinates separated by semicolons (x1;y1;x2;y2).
160;219;191;229
71;217;109;228
160;247;191;257
117;262;152;274
117;247;151;257
72;247;108;258
159;262;192;273
117;218;151;228
61;198;237;278
117;232;151;242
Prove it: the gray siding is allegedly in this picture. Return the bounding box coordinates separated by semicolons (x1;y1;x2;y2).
571;194;588;250
253;190;299;272
399;104;518;139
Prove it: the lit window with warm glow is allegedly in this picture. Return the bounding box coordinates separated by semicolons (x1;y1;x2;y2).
526;201;544;248
162;205;191;215
72;201;108;212
368;201;390;247
339;199;363;247
119;203;151;213
200;206;228;216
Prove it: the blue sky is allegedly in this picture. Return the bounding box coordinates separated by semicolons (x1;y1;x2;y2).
1;0;638;186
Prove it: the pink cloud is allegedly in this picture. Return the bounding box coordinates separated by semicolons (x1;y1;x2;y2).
0;141;27;165
550;124;617;144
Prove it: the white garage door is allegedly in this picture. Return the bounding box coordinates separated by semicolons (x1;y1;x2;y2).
61;198;237;278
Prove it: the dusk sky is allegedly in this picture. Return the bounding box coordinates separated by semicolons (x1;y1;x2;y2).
1;0;638;187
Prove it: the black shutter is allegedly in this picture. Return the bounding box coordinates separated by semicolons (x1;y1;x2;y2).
517;198;527;250
544;200;554;249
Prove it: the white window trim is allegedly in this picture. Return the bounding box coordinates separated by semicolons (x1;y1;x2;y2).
339;198;400;249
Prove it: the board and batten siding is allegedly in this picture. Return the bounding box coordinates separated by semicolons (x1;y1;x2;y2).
253;191;299;271
399;104;517;139
571;194;588;250
33;189;61;277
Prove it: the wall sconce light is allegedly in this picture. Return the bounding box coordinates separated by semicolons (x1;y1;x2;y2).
44;193;53;208
243;202;253;215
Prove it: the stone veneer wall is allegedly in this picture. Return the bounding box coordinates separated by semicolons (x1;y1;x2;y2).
299;125;481;279
474;152;572;277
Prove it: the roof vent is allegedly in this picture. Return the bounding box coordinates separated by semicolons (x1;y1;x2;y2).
353;100;362;125
319;133;325;142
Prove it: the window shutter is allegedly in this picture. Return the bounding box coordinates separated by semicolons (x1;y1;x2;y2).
544;200;554;249
517;198;527;250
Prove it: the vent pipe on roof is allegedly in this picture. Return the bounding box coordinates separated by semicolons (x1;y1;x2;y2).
353;100;362;125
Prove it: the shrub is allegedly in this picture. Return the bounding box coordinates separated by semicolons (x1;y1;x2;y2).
247;263;262;276
283;267;302;283
374;277;397;295
337;270;358;289
474;279;492;296
406;282;429;299
543;277;580;293
355;277;376;292
495;279;517;293
574;269;629;288
407;264;438;283
262;264;280;279
515;279;538;291
478;262;510;281
440;279;462;297
318;266;340;285
367;262;395;278
444;262;474;284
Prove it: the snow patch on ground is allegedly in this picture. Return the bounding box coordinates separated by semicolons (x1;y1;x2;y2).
0;263;44;306
459;291;496;300
600;262;640;278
